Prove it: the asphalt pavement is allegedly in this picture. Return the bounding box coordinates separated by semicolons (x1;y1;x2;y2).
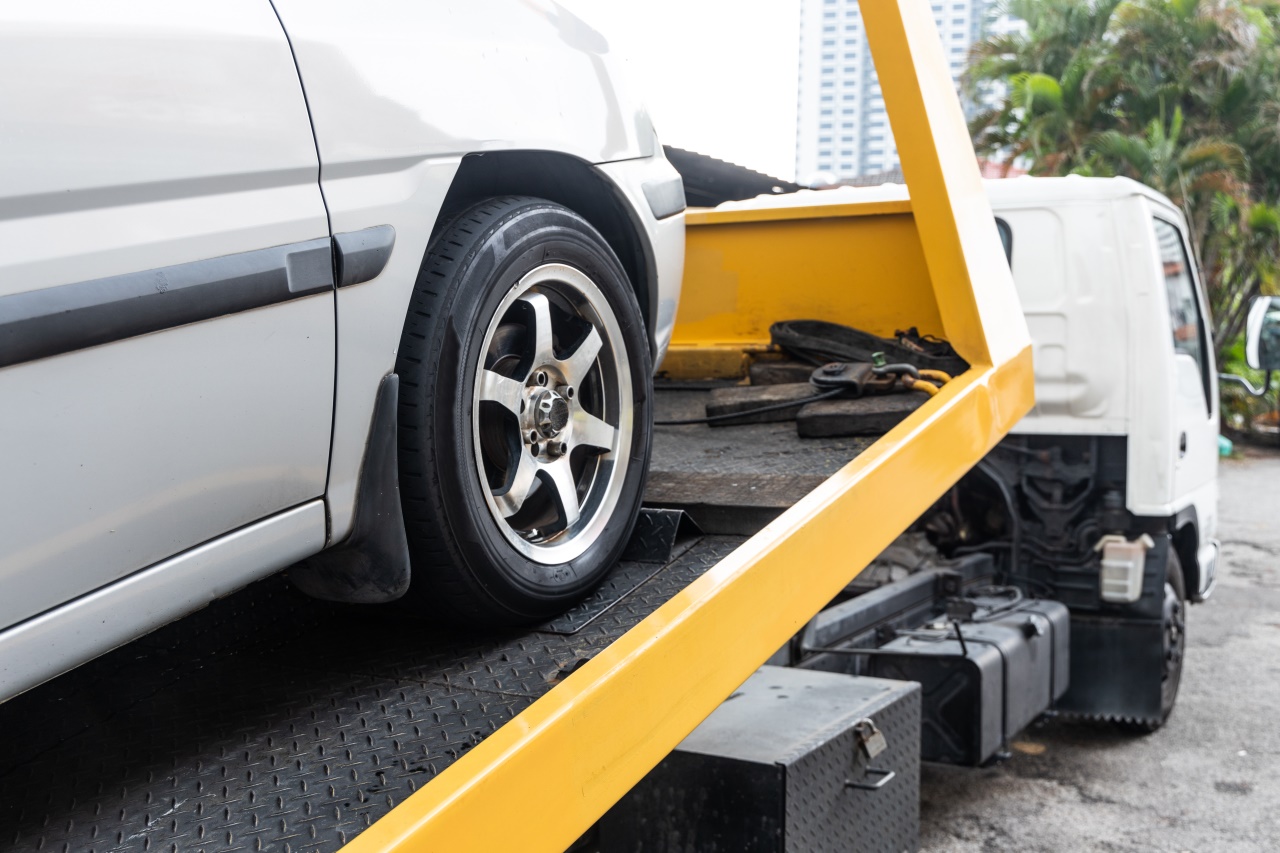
920;450;1280;852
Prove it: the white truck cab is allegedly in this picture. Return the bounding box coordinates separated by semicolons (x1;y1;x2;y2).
987;176;1220;602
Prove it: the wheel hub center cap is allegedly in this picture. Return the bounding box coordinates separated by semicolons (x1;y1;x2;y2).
531;389;570;438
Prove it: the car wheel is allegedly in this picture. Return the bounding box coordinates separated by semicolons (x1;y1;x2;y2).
395;196;652;624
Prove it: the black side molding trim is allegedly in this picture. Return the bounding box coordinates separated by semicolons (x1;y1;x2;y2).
289;373;412;604
0;237;333;369
334;225;396;287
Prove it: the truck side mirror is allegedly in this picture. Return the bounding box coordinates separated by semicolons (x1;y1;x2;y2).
1245;296;1280;371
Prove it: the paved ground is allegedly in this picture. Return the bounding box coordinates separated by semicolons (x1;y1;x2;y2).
919;451;1280;852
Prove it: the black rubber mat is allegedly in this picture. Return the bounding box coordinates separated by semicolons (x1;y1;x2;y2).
0;536;744;853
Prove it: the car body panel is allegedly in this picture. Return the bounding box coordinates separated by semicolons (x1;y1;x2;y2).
0;0;334;631
272;0;681;541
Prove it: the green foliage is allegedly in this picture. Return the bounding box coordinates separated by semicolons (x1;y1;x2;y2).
967;0;1280;359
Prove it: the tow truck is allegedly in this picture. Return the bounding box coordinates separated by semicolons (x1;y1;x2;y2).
0;2;1218;851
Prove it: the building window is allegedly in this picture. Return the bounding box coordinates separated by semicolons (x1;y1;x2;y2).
820;122;833;130
821;108;834;115
818;163;831;171
842;108;855;115
843;66;856;73
819;150;832;157
840;149;853;156
823;25;836;32
824;11;836;19
819;136;832;143
821;95;834;102
844;38;857;45
841;136;853;143
822;81;834;88
843;94;856;101
822;53;835;61
822;39;835;46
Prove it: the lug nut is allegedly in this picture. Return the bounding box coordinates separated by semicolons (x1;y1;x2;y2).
530;440;542;456
528;430;539;444
548;440;567;457
535;370;548;386
563;385;575;400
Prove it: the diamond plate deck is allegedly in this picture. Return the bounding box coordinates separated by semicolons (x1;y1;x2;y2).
2;389;877;853
0;537;744;853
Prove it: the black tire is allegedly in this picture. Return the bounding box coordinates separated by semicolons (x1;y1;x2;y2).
1119;549;1187;733
395;196;652;624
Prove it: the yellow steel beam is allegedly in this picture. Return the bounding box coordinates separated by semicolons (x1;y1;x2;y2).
343;1;1032;849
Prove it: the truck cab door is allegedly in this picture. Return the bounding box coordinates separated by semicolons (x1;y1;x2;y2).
1151;219;1218;516
0;2;335;631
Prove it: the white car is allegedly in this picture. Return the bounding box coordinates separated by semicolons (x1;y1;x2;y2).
0;0;685;701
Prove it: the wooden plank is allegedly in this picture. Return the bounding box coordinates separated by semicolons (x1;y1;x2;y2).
796;393;930;438
748;359;815;386
644;471;828;535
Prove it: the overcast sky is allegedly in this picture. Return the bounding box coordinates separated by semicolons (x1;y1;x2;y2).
567;0;802;180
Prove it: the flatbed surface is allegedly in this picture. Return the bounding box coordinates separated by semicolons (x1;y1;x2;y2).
0;391;872;853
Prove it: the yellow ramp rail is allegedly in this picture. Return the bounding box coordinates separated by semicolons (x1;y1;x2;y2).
344;1;1033;849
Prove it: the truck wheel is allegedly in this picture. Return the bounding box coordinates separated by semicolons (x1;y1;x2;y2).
395;196;652;624
1121;550;1187;733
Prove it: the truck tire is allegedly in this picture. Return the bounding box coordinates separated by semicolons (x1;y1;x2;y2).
1121;549;1187;733
395;196;652;624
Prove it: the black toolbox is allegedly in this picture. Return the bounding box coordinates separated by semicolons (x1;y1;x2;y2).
599;666;921;853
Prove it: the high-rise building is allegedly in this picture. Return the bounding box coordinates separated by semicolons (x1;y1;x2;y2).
794;0;1007;183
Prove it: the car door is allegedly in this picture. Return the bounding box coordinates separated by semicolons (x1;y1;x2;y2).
0;1;335;631
1151;218;1218;505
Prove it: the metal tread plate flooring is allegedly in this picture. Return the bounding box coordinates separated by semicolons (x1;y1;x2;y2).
0;536;745;853
0;388;873;853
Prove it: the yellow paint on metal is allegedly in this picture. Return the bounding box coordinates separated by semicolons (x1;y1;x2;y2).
669;207;943;369
343;1;1033;850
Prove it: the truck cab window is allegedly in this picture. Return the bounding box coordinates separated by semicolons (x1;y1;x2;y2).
995;217;1013;266
1153;218;1211;410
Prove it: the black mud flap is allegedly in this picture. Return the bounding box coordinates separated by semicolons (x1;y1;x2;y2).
289;373;412;603
1054;615;1165;724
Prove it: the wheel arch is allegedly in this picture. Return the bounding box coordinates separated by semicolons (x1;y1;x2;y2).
1170;505;1200;600
431;150;658;357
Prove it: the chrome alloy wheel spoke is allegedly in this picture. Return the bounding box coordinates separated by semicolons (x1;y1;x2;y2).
539;457;582;527
494;451;538;518
557;326;602;388
478;369;525;417
517;291;556;365
570;408;617;453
